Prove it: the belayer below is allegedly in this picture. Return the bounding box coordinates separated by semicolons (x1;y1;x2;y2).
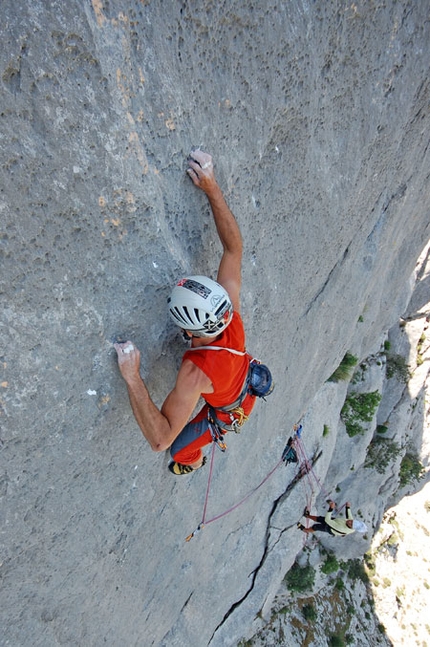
297;500;368;537
115;149;272;475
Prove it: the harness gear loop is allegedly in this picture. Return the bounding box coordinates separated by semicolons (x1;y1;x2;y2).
207;403;249;441
228;406;249;432
208;415;228;451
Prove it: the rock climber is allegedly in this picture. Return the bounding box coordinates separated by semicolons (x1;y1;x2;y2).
115;149;261;475
297;500;368;536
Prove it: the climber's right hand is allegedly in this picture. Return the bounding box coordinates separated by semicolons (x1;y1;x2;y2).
187;149;217;193
115;341;141;383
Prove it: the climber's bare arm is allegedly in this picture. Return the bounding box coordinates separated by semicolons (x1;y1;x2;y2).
115;342;212;451
187;149;242;312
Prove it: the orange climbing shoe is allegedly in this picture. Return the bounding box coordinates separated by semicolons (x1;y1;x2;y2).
168;456;207;475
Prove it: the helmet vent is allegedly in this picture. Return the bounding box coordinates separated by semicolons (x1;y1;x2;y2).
214;299;228;317
171;307;188;325
183;305;194;324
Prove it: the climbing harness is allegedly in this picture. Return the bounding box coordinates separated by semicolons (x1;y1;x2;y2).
208;404;249;441
185;424;304;542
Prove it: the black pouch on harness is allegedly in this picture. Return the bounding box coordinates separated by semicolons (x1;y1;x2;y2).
248;361;274;398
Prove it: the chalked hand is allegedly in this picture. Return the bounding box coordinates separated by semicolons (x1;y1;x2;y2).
187;149;216;191
114;341;141;381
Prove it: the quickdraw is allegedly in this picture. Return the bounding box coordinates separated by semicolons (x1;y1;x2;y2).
185;523;205;542
208;415;228;451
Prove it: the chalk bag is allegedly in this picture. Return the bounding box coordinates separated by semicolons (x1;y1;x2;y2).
249;361;274;399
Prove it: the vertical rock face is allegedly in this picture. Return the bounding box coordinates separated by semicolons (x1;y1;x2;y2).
1;2;429;645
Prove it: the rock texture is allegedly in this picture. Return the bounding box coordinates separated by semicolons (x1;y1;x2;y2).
1;2;430;646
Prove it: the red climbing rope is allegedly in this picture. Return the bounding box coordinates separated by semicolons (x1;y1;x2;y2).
201;440;217;525
185;427;301;542
294;434;348;520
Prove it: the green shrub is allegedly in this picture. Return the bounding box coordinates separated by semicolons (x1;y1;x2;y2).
417;333;426;366
302;603;317;622
321;553;339;575
364;437;401;473
346;558;369;584
328;352;358;382
376;424;388;434
284;562;316;593
399;453;425;488
335;577;344;591
341;390;381;436
364;552;376;578
386;354;410;382
343;420;363;437
323;424;330;437
329;635;345;647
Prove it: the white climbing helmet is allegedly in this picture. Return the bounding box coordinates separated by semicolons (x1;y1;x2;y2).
168;275;233;337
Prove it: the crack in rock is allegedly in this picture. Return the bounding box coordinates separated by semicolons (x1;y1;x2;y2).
302;246;351;318
209;451;322;644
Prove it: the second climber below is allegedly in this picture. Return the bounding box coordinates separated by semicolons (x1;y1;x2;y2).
297;500;368;537
115;149;269;475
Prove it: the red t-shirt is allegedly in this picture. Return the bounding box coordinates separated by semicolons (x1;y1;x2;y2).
183;312;251;408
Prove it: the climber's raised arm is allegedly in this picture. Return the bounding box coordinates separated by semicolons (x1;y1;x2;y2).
187;150;242;312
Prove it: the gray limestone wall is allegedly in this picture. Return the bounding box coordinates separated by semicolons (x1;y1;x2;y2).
1;2;429;646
